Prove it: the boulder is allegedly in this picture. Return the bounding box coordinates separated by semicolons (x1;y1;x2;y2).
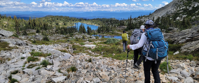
167;76;178;82
52;76;66;83
0;39;27;46
190;61;196;67
181;70;190;78
83;44;96;49
0;29;13;37
12;75;22;81
99;72;110;82
93;78;101;83
184;77;194;83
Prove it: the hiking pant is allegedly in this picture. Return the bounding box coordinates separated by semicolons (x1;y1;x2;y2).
143;57;161;83
134;48;143;66
123;41;127;52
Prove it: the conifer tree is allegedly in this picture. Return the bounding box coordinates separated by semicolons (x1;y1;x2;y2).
14;16;20;35
87;26;92;35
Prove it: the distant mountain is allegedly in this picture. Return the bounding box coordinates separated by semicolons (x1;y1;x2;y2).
0;11;153;20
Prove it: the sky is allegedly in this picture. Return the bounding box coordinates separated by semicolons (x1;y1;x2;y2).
0;0;172;12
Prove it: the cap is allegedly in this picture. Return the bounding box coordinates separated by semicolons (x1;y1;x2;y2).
140;25;145;29
144;20;154;25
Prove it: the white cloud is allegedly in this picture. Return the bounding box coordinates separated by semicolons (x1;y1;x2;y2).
115;3;127;7
137;3;141;6
162;1;168;5
31;2;37;5
132;0;137;2
143;4;152;7
0;0;161;12
142;0;149;1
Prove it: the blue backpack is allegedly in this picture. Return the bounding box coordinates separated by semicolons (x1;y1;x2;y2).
142;28;169;61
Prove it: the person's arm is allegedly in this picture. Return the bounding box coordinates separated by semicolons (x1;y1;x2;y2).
127;33;147;50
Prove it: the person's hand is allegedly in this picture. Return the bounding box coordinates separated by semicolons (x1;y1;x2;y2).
127;45;130;50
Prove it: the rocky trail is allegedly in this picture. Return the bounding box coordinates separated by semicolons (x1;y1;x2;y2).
0;28;199;83
0;37;198;83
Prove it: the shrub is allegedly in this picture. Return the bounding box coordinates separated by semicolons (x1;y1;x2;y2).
35;67;41;70
86;58;92;62
160;61;172;74
79;42;85;45
30;51;51;57
95;36;99;39
12;34;19;38
0;42;14;51
67;66;77;72
8;75;18;83
27;64;37;68
169;44;182;52
11;70;19;74
32;40;36;43
187;54;193;61
21;57;25;59
27;56;39;62
22;30;28;35
40;60;50;67
10;78;18;83
43;36;49;41
105;38;120;44
82;35;86;39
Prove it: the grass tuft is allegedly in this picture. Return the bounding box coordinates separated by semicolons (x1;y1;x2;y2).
160;61;172;74
40;60;50;67
27;56;39;62
27;64;37;69
67;66;77;72
30;51;51;57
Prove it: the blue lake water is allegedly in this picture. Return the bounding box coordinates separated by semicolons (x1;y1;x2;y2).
75;22;122;39
74;22;98;31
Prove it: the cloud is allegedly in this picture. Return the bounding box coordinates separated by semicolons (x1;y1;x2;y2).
137;3;141;6
132;0;138;2
0;0;160;12
143;4;152;7
162;1;168;5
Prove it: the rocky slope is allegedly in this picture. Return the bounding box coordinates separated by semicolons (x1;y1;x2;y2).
164;25;199;53
0;29;199;83
134;0;199;22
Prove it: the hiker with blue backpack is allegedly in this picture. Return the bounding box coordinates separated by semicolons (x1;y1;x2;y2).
127;20;168;83
130;25;145;69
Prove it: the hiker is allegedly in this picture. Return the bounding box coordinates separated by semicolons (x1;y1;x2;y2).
127;20;166;83
122;30;128;52
133;25;145;69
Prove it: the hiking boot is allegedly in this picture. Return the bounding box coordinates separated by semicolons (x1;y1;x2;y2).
133;63;140;69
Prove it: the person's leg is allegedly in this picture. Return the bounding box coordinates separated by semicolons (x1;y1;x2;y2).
125;41;127;51
152;60;161;83
134;49;138;66
136;48;143;66
123;41;125;52
143;57;152;83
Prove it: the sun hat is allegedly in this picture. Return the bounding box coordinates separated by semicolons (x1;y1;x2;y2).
140;25;145;29
144;20;154;25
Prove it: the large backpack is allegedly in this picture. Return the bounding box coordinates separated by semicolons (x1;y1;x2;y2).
122;33;128;41
130;29;142;44
142;28;169;61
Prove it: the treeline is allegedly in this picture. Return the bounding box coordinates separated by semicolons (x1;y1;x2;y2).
125;15;192;32
55;24;92;35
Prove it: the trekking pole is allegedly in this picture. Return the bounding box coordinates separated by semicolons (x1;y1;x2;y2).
124;49;130;78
